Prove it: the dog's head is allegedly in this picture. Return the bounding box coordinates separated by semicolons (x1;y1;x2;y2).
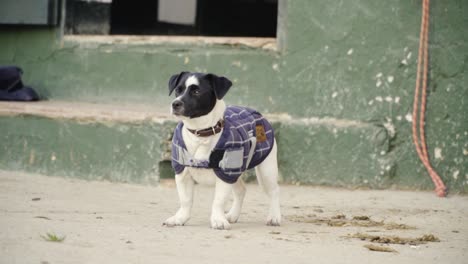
168;72;232;118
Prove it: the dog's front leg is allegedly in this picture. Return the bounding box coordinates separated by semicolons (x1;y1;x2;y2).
163;171;194;227
211;177;232;230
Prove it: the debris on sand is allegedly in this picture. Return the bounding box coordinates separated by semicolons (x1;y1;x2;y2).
34;216;51;220
383;222;416;230
364;244;397;253
347;233;440;245
328;221;347;227
40;233;66;243
331;214;346;219
287;214;415;230
353;215;370;221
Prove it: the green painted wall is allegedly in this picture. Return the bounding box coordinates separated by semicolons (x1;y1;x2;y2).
0;0;467;192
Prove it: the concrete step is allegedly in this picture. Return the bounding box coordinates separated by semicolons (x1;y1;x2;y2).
0;101;174;184
0;100;171;124
0;100;441;191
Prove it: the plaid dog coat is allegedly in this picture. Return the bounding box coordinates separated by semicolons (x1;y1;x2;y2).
171;106;275;184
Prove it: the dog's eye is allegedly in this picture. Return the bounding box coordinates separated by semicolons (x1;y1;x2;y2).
191;87;200;95
175;87;184;95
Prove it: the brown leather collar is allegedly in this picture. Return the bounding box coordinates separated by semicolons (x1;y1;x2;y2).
187;120;224;137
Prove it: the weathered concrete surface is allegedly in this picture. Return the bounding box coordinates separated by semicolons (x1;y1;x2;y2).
0;101;413;191
0;99;466;192
0;101;171;124
0;0;467;191
1;170;467;264
0;115;167;185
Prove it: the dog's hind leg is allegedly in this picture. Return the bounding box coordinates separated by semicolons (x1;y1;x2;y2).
226;178;246;223
255;139;281;226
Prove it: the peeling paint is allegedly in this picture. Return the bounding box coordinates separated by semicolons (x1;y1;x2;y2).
407;52;412;60
383;119;396;138
401;49;412;65
272;63;279;71
29;149;35;165
268;96;275;104
231;61;242;67
387;76;394;83
405;114;412;122
453;170;460;180
434;147;443;160
347;48;354;55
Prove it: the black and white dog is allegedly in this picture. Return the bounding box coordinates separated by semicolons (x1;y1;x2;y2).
163;72;281;230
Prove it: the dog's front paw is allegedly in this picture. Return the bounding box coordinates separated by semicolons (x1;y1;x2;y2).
163;214;189;227
211;214;231;230
225;210;240;223
267;213;281;226
267;218;281;226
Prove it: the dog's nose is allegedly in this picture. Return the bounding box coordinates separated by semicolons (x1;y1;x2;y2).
172;100;183;110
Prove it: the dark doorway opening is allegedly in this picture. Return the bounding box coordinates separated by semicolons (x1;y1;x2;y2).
66;0;278;37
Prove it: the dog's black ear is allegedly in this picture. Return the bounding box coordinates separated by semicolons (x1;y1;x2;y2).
168;71;189;96
205;74;232;100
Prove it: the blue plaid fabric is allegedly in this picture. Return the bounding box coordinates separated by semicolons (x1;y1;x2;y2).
171;106;275;184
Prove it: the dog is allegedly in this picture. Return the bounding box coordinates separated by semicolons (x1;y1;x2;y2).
163;72;281;230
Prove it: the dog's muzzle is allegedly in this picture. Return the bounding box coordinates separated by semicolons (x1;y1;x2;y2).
172;99;184;115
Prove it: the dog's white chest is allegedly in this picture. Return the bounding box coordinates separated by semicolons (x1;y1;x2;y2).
183;129;221;185
186;167;216;185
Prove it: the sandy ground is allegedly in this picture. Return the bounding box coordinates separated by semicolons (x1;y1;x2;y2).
0;170;467;264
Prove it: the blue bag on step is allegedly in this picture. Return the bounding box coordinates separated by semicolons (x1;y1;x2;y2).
0;66;39;101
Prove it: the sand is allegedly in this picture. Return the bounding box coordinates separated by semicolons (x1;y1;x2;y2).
0;170;467;264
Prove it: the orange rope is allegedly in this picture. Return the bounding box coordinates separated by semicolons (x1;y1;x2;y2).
411;0;447;197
